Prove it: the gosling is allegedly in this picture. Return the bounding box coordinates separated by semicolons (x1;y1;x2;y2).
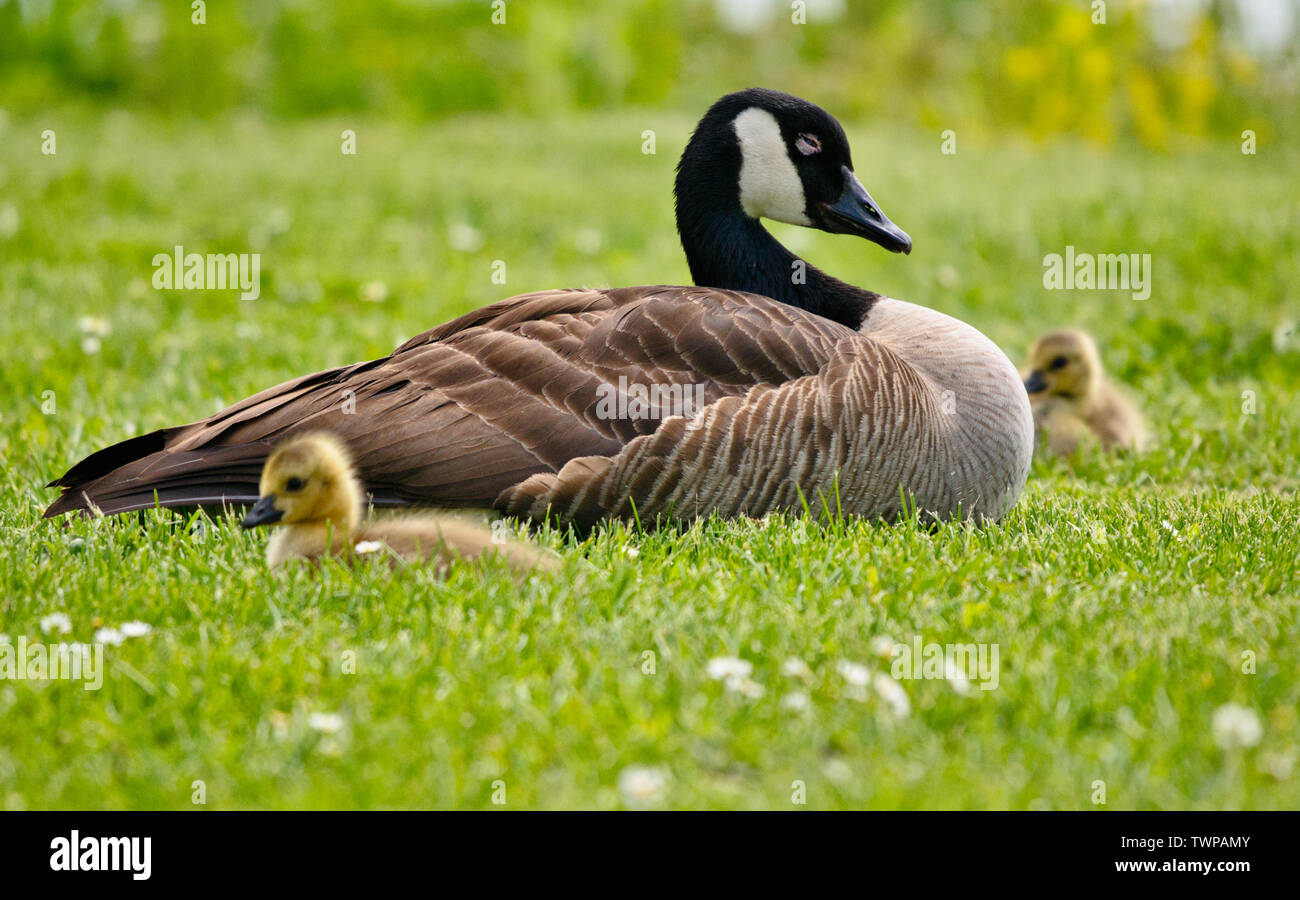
1023;329;1149;456
241;431;557;575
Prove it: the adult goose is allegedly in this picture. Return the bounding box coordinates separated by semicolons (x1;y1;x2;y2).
45;89;1033;530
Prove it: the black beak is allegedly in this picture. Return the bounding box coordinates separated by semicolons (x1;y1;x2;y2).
1023;371;1047;395
820;166;912;254
241;495;283;529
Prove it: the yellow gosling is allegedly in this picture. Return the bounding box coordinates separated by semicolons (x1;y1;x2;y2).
241;432;557;575
1022;329;1149;456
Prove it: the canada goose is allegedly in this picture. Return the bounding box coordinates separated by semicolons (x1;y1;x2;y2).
242;431;556;573
1023;329;1148;455
45;88;1033;530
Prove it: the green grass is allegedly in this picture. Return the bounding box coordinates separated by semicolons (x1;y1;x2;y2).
1;108;1297;809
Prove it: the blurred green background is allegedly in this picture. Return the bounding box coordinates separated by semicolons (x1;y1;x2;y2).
2;0;1297;148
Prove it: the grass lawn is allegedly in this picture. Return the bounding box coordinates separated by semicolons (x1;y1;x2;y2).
1;107;1297;809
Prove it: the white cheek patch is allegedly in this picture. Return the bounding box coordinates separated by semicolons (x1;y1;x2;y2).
732;107;812;226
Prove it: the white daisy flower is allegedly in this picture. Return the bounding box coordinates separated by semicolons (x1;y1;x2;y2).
780;657;812;680
706;657;764;698
353;540;384;554
1212;703;1263;750
77;315;112;336
308;712;346;734
836;660;871;687
706;657;752;681
943;658;971;696
1259;749;1296;780
823;757;853;784
617;765;667;807
725;676;765;699
93;627;125;646
40;613;72;635
781;691;810;711
120;621;152;638
873;673;911;718
868;635;897;659
81;336;102;355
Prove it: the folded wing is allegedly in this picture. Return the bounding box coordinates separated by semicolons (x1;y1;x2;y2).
44;286;855;520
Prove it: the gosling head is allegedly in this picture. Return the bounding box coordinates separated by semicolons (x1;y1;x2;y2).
240;431;363;533
1023;329;1104;405
676;87;912;254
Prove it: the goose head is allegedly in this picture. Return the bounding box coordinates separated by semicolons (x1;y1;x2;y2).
1023;330;1103;408
675;88;911;327
240;432;363;533
676;89;911;252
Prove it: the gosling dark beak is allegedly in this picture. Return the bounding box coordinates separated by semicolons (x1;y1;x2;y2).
241;495;283;529
821;166;912;254
1023;371;1047;395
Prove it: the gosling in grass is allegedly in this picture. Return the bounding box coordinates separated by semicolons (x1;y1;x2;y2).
1022;329;1149;456
241;432;557;575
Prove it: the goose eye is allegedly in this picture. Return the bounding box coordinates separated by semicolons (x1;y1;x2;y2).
1049;355;1069;371
285;476;306;492
795;133;821;156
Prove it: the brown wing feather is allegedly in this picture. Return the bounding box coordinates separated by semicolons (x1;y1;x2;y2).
498;336;946;531
45;286;853;519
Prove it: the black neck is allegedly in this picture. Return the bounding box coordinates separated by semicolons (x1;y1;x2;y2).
678;210;880;329
674;153;881;329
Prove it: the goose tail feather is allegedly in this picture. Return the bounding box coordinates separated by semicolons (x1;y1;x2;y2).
43;435;272;518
